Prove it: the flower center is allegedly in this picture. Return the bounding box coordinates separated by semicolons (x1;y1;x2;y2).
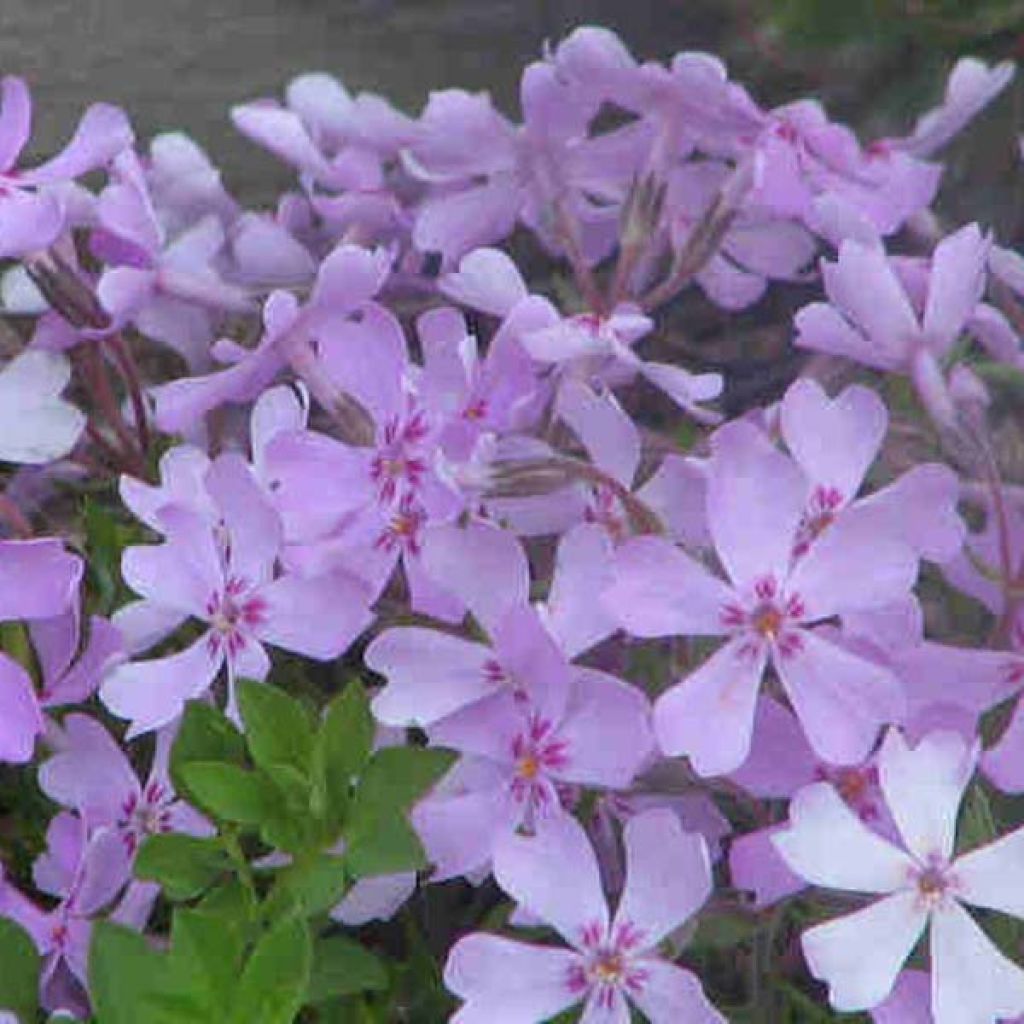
752;603;784;639
517;754;540;780
589;950;625;985
911;857;957;909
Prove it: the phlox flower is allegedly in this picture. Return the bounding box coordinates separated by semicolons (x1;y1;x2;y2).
0;350;85;465
100;451;373;735
39;714;210;854
444;809;724;1023
794;223;989;429
0;75;133;259
606;418;916;775
774;729;1024;1021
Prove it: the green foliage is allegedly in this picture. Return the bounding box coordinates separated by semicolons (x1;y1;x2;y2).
0;918;40;1023
90;678;454;1024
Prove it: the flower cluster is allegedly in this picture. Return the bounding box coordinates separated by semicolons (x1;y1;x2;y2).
0;27;1021;1024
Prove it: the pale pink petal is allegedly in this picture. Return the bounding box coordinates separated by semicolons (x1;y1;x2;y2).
606;537;733;638
112;600;186;656
629;960;725;1024
579;988;630;1024
776;630;904;766
366;629;492;727
707;420;805;588
780;379;887;501
555;669;653;789
493;811;608;949
795;301;896;371
444;934;581;1023
772;783;912;892
653;637;766;776
729;697;817;798
878;729;976;863
556;379;640;486
821;240;919;359
0;76;31;171
954;826;1024;918
413;182;519;262
802;891;927;1012
634;455;709;547
983;698;1024;792
543;524;616;660
787;513;917;621
100;635;223;737
21;103;133;184
254;570;372;660
870;970;931;1024
330;872;415;926
0;538;81;621
930;900;1024;1024
613;809;711;950
0;653;43;763
730;827;807;908
852;463;965;563
419;521;528;636
439;247;529;317
922;223;988;354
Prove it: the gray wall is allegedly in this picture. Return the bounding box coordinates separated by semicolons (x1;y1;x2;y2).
2;0;727;201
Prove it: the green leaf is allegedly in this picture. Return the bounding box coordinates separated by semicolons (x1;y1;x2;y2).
89;922;199;1024
957;782;998;856
308;935;388;1003
171;701;247;800
230;916;312;1024
314;681;374;826
135;833;229;901
179;762;271;825
168;909;246;1016
352;747;454;817
237;679;316;775
345;813;427;878
0;917;39;1022
280;853;350;916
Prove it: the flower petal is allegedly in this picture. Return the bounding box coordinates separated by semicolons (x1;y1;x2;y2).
613;809;711;951
654;636;765;776
775;630;904;766
931;900;1024;1024
802;890;927;1012
444;934;581;1023
629;960;725;1024
772;783;912;893
493;810;608;949
878;729;976;863
954;825;1024;918
0;653;43;763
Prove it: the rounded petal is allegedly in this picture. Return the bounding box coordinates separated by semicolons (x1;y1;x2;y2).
444;934;581;1023
922;223;988;353
0;537;81;621
653;637;765;776
629;961;725;1024
493;810;608;948
780;379;887;502
22;103;133;184
100;635;223;737
776;630;905;766
254;570;372;660
878;729;976;863
772;783;912;893
954;825;1024;919
0;653;43;763
931;900;1024;1024
708;420;805;588
367;629;492;727
0;76;31;171
802;890;927;1012
613;809;711;950
0;349;85;464
606;536;734;639
0;191;65;258
788;512;918;621
439;246;529;317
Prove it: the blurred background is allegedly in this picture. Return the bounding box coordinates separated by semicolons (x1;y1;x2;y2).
3;0;1022;216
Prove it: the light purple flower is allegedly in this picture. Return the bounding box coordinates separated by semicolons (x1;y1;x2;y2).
774;729;1024;1020
444;809;723;1023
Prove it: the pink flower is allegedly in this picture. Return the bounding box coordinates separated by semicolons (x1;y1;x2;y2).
606;419;915;774
794;224;989;429
444;810;724;1023
100;452;373;735
774;729;1024;1020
